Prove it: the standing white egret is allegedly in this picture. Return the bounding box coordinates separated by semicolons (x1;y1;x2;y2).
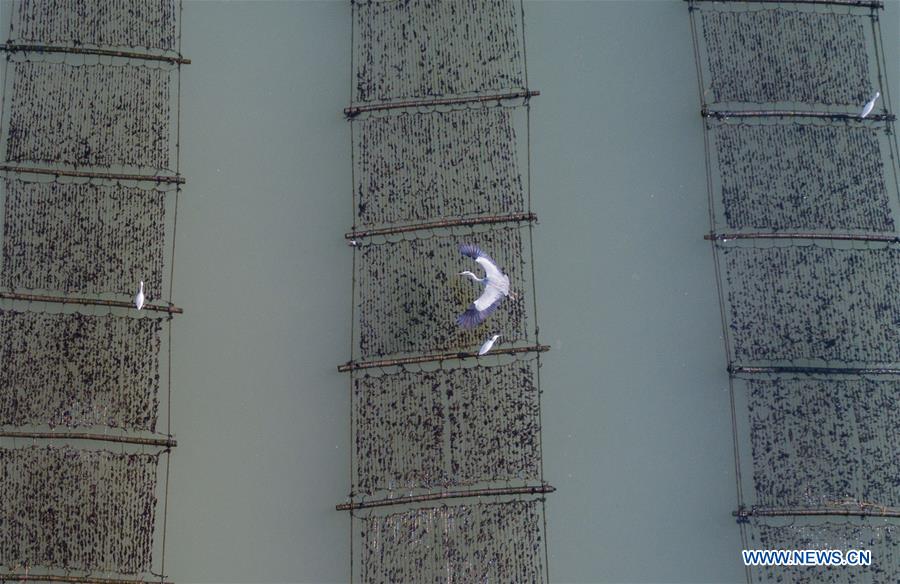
860;91;880;119
457;244;511;329
134;281;145;310
478;334;501;355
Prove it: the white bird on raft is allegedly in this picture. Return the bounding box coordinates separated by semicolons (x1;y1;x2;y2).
478;334;501;355
134;281;145;310
457;244;512;329
860;91;880;119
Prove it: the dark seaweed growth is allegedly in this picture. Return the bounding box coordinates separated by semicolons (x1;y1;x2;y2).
6;61;173;171
353;359;541;496
360;500;545;583
1;178;167;299
714;122;892;231
701;8;871;105
353;0;525;104
353;107;525;229
0;310;162;431
346;1;549;580
690;2;900;581
0;1;183;578
724;246;900;364
0;445;160;573
747;378;900;510
11;0;179;51
355;226;529;359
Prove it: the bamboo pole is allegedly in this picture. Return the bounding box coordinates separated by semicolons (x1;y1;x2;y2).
338;344;550;372
346;212;538;240
0;292;183;315
0;165;185;185
345;90;540;118
687;0;882;7
336;484;556;511
0;431;176;448
1;43;191;65
702;108;895;122
705;232;900;243
0;575;172;584
730;364;900;375
734;506;900;519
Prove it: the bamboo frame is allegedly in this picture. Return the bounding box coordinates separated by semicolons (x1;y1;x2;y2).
345;90;540;118
687;0;882;7
0;292;183;315
346;212;538;240
1;43;191;65
336;484;556;511
734;506;900;519
0;165;185;185
705;232;900;243
338;344;550;372
0;431;176;448
730;364;900;375
702;108;895;122
0;575;173;584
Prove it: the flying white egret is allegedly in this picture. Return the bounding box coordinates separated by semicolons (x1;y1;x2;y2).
134;281;145;310
478;334;501;355
457;244;511;329
860;91;880;119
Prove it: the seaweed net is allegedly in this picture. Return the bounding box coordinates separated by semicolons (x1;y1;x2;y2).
0;445;159;574
698;5;873;106
1;177;167;299
354;225;530;360
749;521;899;583
358;499;545;583
5;60;173;171
352;106;525;230
10;0;179;52
0;309;162;432
744;377;900;510
352;0;526;104
711;119;894;232
353;357;541;497
722;245;900;365
347;0;546;580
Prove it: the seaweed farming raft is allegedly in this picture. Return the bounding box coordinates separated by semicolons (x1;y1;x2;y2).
0;1;188;583
687;0;900;581
338;0;553;581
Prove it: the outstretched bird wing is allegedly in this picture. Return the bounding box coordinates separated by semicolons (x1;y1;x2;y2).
458;285;504;329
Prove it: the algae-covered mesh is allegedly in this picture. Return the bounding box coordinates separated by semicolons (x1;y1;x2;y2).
360;500;546;583
11;0;179;51
0;445;160;573
353;0;525;104
700;7;871;105
745;377;900;510
712;121;892;232
6;61;173;170
352;107;525;230
0;310;162;431
723;246;900;365
353;359;541;496
354;226;529;359
2;178;167;298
